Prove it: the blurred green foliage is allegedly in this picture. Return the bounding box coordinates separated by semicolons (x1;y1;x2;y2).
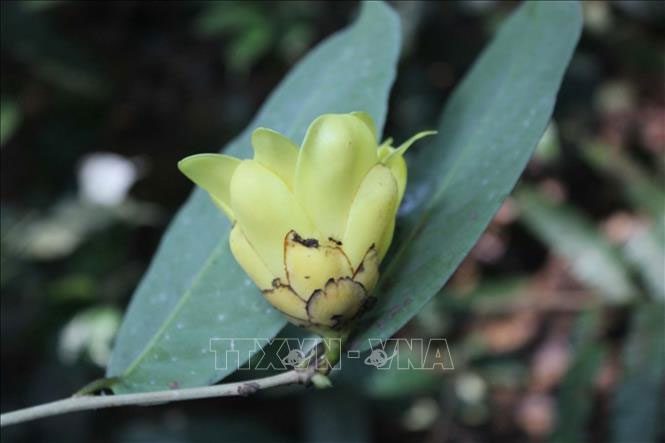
1;1;663;443
194;1;317;73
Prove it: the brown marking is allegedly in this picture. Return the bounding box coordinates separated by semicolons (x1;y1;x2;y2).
293;232;319;248
306;288;325;323
328;237;343;246
283;231;293;286
263;282;308;303
352;244;377;279
338;247;353;272
284;230;318;289
306;277;367;330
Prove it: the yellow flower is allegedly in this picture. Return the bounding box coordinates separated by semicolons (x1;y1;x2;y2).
179;112;434;337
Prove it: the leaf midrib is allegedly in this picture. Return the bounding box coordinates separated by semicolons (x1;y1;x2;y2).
121;240;229;377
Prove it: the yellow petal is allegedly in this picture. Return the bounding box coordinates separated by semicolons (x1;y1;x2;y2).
251;128;298;189
178;154;241;220
230;160;316;280
377;138;394;161
262;284;309;322
295;114;378;241
384;153;407;205
229;224;275;290
377;217;396;262
306;278;366;328
352;246;379;292
350;111;377;141
342;164;398;269
284;231;352;300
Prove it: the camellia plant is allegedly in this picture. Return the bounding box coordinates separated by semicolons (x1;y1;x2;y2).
0;0;582;427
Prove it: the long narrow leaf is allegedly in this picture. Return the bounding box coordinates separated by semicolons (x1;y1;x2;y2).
107;1;401;393
351;1;583;350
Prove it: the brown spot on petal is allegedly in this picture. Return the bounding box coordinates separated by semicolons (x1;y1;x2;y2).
284;230;353;299
328;237;343;246
262;284;309;317
353;245;379;292
293;232;319;248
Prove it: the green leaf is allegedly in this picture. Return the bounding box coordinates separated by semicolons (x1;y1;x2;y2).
550;342;605;443
622;224;665;302
1;2;109;98
350;1;583;351
611;303;665;443
516;187;637;303
549;308;605;443
581;141;665;218
437;277;530;315
107;1;401;393
581;142;665;301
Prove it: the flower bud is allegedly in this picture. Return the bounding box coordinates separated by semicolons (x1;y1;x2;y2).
179;113;434;337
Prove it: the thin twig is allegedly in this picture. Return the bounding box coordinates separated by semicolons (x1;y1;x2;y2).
1;368;315;427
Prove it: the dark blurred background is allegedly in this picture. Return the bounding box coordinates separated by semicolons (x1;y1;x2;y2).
1;1;663;442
